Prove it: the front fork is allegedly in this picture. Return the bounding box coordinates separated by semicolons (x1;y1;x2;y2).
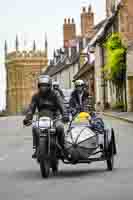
39;133;57;160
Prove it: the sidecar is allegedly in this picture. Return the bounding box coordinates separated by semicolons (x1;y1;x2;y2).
64;112;117;171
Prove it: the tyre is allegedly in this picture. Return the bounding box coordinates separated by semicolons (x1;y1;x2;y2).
111;128;117;155
106;139;114;171
40;159;50;178
51;160;59;176
39;137;50;178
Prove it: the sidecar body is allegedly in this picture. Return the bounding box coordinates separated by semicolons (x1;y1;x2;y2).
64;112;117;170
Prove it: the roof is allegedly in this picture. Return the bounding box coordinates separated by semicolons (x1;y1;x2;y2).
74;61;94;80
94;19;107;31
87;3;121;49
43;53;80;77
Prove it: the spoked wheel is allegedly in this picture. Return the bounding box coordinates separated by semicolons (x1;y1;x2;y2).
39;138;50;178
40;159;50;178
51;160;59;176
106;140;114;171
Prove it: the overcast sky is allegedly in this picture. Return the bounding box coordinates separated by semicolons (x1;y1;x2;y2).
0;0;106;110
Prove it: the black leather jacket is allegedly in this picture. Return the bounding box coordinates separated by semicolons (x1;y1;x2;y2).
69;90;89;114
54;88;64;99
25;89;65;120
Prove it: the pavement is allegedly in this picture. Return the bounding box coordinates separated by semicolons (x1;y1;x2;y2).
0;116;133;199
104;111;133;124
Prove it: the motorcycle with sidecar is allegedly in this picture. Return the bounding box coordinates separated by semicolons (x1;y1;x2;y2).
26;112;117;178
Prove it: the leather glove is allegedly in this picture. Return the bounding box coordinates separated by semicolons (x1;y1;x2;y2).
23;118;32;126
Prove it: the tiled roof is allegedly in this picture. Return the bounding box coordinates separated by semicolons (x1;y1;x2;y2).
94;19;107;31
43;53;80;77
88;4;121;49
74;61;94;80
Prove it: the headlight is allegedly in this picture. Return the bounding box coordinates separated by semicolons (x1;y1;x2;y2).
50;128;56;134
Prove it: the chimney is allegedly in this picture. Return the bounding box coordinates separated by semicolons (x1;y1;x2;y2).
80;5;94;37
63;18;76;48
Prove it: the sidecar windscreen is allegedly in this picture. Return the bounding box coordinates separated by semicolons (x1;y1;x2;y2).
71;112;90;126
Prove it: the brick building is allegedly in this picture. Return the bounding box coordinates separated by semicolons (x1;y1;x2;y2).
85;0;133;110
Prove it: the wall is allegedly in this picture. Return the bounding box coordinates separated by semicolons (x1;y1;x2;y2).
126;46;133;111
94;44;104;104
52;62;78;89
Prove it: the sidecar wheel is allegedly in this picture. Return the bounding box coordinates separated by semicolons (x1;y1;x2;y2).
106;139;114;171
40;159;50;178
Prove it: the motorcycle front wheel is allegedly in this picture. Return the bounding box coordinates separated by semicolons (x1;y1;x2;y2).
39;137;50;178
40;159;50;178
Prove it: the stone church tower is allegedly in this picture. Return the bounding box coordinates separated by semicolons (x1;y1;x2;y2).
5;35;48;115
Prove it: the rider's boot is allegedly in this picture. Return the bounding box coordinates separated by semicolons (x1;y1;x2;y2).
32;149;37;159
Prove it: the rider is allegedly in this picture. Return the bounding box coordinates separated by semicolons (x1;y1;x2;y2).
52;81;64;99
69;79;89;115
23;75;68;158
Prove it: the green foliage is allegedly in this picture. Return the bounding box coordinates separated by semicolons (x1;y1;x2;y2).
104;33;127;83
104;33;123;50
103;33;127;106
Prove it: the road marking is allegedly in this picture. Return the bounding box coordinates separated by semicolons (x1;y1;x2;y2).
0;154;8;161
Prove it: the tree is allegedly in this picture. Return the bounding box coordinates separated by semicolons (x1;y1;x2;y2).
103;33;127;109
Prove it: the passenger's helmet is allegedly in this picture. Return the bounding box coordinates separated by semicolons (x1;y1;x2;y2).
38;75;52;93
75;79;85;87
52;81;59;89
74;79;85;93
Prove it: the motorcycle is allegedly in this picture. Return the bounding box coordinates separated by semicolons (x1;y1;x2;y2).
32;116;62;178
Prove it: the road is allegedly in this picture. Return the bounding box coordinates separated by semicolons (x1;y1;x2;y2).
0;116;133;200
